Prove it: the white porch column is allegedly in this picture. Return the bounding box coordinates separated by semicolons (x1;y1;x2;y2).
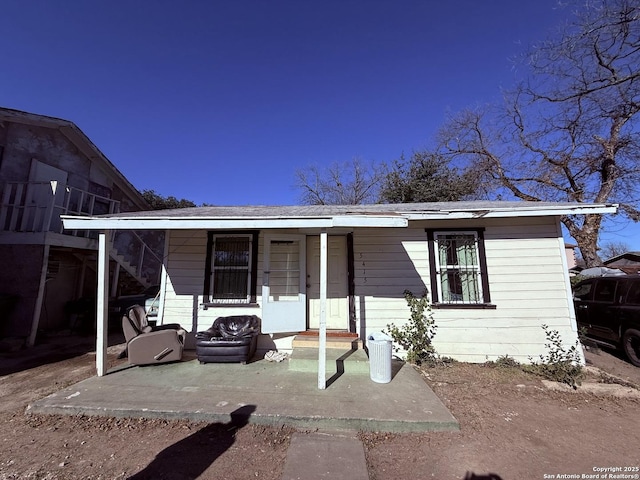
318;229;328;389
96;230;110;376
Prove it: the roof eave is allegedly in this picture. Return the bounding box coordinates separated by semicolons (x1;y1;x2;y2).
61;215;409;230
404;204;618;220
61;203;618;230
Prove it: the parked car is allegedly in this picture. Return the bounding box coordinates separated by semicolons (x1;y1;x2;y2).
108;285;160;328
573;275;640;366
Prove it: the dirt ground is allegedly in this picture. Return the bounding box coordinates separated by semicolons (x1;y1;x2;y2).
362;346;640;480
1;334;639;480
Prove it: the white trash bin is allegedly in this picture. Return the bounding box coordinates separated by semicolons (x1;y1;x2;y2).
367;332;393;383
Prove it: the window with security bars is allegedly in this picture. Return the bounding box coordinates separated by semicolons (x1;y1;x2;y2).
427;229;492;306
204;233;258;304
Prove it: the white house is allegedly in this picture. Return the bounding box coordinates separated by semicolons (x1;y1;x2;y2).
62;201;616;385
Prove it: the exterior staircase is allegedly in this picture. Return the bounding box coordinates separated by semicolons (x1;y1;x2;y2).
289;331;370;375
70;236;160;295
109;230;163;294
110;248;154;291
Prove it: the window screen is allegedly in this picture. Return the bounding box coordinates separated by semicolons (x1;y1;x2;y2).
434;232;483;304
210;236;251;302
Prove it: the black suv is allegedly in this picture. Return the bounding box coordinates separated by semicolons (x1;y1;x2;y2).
573;275;640;366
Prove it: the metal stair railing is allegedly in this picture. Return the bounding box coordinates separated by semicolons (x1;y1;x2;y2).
0;181;120;235
110;230;163;289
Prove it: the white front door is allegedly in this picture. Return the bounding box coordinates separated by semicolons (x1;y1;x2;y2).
261;234;306;333
307;236;349;330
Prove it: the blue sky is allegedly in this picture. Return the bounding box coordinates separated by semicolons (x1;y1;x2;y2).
2;1;638;251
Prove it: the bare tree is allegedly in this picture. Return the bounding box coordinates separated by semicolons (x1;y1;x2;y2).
435;0;640;267
600;240;632;260
295;157;386;205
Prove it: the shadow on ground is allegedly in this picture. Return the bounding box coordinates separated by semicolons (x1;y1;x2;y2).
0;332;125;376
464;473;503;480
127;405;256;480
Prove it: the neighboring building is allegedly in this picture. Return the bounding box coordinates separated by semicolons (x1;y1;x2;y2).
603;251;640;275
62;201;616;377
0;107;155;345
564;243;577;270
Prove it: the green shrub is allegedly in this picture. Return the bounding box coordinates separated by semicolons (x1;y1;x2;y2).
525;324;584;389
493;354;521;369
384;290;437;365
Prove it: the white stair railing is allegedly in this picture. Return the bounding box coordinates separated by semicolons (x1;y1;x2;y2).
0;181;120;235
111;230;163;288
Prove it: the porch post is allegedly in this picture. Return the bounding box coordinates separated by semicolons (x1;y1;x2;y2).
318;229;328;389
96;230;110;376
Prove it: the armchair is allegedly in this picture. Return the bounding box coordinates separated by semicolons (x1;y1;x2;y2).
195;315;260;364
122;305;185;366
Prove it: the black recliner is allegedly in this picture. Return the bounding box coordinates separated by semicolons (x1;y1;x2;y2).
195;315;260;364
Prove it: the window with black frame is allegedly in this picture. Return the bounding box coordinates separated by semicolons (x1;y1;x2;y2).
427;229;492;307
204;232;258;304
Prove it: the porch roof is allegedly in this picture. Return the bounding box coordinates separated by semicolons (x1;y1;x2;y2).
61;201;618;230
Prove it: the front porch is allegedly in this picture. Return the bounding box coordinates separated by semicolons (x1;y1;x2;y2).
27;350;459;433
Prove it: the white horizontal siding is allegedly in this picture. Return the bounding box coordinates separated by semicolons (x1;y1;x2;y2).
353;228;430;345
158;218;578;362
165;230;207;291
161;230;262;341
490;281;567;292
432;324;580;363
354;218;579;363
354;228;429;294
483;226;570;328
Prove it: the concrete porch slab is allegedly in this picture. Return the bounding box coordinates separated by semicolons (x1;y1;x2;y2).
288;347;371;374
27;354;459;433
292;334;362;350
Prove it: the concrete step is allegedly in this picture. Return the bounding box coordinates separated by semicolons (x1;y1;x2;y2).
292;334;362;350
288;347;370;375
